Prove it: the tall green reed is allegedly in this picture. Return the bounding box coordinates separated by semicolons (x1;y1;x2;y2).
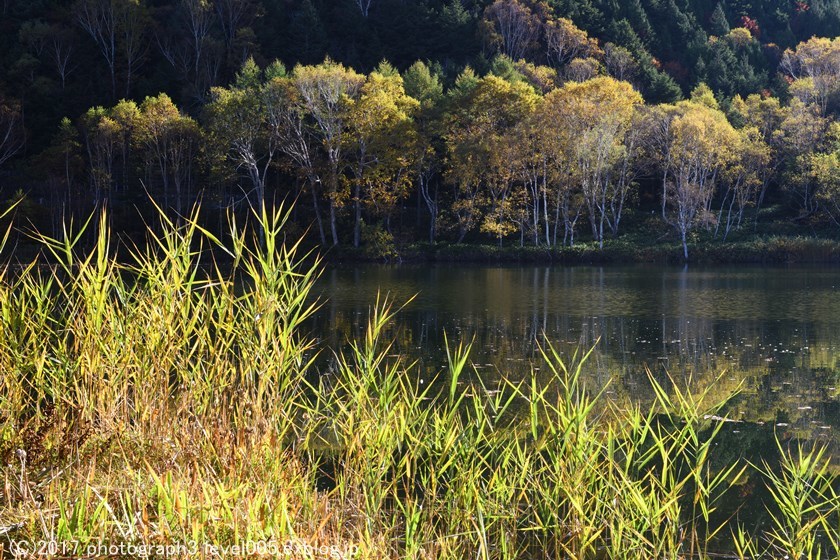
0;202;838;559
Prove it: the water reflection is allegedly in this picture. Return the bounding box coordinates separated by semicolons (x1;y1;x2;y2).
309;265;840;453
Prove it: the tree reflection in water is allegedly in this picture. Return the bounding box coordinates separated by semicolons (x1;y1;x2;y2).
308;264;840;458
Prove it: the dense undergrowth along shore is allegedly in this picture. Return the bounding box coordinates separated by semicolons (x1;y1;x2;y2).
1;205;840;559
332;235;840;265
318;206;840;265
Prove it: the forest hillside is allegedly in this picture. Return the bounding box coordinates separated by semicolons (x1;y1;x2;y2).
1;0;840;259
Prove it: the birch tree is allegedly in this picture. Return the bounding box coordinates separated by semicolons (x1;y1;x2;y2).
76;0;148;99
536;88;583;246
662;96;740;260
206;59;275;221
78;106;120;204
481;0;543;61
781;36;840;116
0;97;24;169
546;77;641;248
137;94;200;218
354;0;374;18
293;59;364;246
156;0;219;101
267;75;327;244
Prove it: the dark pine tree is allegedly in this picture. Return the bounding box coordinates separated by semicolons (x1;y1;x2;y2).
710;2;731;35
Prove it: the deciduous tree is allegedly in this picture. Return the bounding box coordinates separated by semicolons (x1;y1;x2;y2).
267;73;326;244
781;36;840;115
293;59;364;246
346;64;419;247
661;92;740;260
717;126;769;238
0;97;24;169
78;106;120;204
778;98;829;217
603;43;638;82
137;94;200;217
206;58;276;228
156;0;221;102
404;61;444;243
445;73;537;244
808;123;840;226
544;16;597;68
730;93;786;214
545;77;642;248
354;0;374;18
481;0;542;61
75;0;148;99
535;88;582;246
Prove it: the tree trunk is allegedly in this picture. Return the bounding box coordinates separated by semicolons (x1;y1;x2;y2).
311;182;326;244
588;198;599;242
160;157;169;215
419;172;437;244
175;180;182;222
329;199;339;246
457;224;467;244
353;181;362;248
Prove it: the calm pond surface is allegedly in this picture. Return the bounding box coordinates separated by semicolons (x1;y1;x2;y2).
309;264;840;453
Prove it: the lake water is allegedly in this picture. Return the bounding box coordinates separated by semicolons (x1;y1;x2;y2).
309;264;840;454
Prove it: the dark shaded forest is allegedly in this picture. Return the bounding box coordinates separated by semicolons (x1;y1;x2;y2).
1;0;840;258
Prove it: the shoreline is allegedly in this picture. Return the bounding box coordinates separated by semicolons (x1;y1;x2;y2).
322;235;840;265
4;233;840;268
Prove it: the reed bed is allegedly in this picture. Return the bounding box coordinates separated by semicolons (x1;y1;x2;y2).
0;204;838;559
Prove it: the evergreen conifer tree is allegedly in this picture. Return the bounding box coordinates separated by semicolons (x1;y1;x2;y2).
710;3;731;36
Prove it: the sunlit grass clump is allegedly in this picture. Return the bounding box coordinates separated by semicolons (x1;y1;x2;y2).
0;204;838;559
